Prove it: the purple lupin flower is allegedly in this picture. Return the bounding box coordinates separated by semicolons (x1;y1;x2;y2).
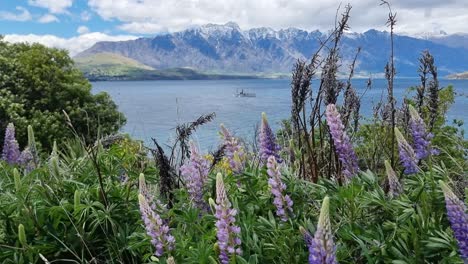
385;160;402;198
395;128;419;175
304;196;337;264
325;104;359;179
266;155;293;222
139;173;167;213
439;181;468;260
220;124;245;173
138;193;175;257
2;123;21;165
215;173;242;264
408;105;433;160
180;141;210;210
259;112;281;163
18;147;35;172
300;226;314;249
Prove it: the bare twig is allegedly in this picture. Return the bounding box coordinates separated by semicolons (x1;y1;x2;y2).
381;0;397;165
342;47;361;130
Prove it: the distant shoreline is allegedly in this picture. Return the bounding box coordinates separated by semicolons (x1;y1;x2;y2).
88;76;463;82
84;73;290;82
85;75;263;82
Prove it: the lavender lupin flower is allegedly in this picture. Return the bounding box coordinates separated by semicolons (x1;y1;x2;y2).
180;141;210;210
439;181;468;260
395;128;419;175
266;155;293;221
220;124;245;173
300;226;314;249
408;105;433;160
384;160;402;198
139;173;154;207
259;113;281;163
138;193;175;257
139;173;167;213
18;147;34;172
2;123;21;165
215;173;242;264
305;196;337;264
325;104;359;179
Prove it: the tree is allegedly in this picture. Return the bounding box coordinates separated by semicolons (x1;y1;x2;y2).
0;39;126;151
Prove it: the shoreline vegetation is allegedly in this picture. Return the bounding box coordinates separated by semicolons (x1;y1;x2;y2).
1;2;468;264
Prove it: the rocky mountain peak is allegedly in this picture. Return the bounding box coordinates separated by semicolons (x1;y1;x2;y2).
77;23;468;76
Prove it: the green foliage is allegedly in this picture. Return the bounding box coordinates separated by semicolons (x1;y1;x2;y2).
0;131;466;263
0;136;148;263
0;40;126;151
356;85;466;174
1;35;468;264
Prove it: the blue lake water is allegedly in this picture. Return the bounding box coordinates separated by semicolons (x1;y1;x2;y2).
92;78;467;150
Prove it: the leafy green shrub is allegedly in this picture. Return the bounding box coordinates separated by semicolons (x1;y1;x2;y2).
0;38;126;151
0;126;466;263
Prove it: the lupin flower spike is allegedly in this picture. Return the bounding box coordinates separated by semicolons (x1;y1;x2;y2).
439;181;468;260
385;160;402;198
266;155;293;221
2;123;21;164
139;173;166;212
220;124;245;173
325;104;359;179
180;141;210;210
138;194;175;257
214;173;242;264
408;105;433;160
395;127;419;175
306;196;337;264
167;256;176;264
259;113;281;163
18;148;34;172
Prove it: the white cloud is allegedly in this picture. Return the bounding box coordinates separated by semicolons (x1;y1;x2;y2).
28;0;73;14
118;22;167;34
38;14;59;23
3;32;138;56
77;26;90;34
80;11;92;22
0;6;32;22
87;0;468;35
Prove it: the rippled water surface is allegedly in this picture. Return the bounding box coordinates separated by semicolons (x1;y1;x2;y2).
92;78;467;150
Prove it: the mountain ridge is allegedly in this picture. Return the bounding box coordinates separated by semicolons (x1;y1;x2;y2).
447;71;468;79
74;52;276;81
77;22;468;77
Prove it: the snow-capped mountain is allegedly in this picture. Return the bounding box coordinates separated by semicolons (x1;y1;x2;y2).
77;22;468;76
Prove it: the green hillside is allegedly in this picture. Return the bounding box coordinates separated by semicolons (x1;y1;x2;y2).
74;52;259;81
74;52;155;70
74;52;157;80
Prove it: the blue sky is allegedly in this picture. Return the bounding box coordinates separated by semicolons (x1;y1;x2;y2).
0;1;122;37
1;0;467;55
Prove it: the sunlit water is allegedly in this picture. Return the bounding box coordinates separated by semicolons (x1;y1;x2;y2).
92;78;467;150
